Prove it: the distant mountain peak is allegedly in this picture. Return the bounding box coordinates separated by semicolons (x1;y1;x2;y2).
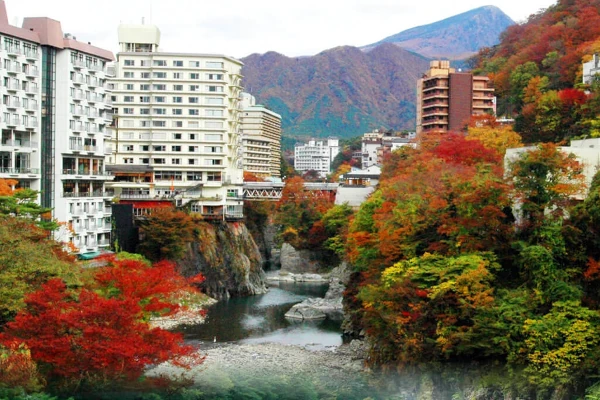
362;5;514;59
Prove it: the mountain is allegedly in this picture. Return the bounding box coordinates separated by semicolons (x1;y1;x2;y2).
241;44;429;139
363;6;514;59
240;6;514;139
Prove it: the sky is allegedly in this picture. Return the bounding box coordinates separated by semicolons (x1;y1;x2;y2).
7;0;557;59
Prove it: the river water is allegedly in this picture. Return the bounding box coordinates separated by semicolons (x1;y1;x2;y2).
178;279;343;350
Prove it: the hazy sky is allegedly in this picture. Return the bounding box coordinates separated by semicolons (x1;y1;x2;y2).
7;0;557;59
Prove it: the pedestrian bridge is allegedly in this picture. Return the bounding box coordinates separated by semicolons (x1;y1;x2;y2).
242;182;339;201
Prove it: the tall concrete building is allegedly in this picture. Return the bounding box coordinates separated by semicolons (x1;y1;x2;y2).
583;54;600;85
294;137;339;178
106;24;244;220
239;92;281;179
416;60;495;134
0;1;115;257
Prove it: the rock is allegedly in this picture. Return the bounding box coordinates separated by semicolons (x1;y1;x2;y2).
265;271;328;283
285;302;327;320
279;243;321;273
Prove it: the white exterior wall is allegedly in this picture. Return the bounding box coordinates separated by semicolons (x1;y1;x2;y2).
0;35;41;192
53;49;114;254
583;54;600;85
294;137;339;177
106;33;245;219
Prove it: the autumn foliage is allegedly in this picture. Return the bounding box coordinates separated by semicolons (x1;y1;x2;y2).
0;256;205;394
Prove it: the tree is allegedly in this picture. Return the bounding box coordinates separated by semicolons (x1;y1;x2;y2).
0;179;57;231
0;279;202;394
0;216;80;325
466;116;523;154
138;208;198;261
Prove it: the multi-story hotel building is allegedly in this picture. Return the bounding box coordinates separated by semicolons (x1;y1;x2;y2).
294;137;339;178
239;92;281;179
416;60;495;134
106;24;244;220
0;1;114;257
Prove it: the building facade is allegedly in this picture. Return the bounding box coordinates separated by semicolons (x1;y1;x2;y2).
583;54;600;85
0;1;115;257
239;92;281;179
416;60;495;134
294;137;339;177
106;24;244;220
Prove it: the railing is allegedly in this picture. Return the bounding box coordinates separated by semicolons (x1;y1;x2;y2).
73;60;86;68
7;82;19;91
118;192;153;199
4;45;22;55
0;167;40;174
24;49;38;60
62;191;114;198
5;64;19;73
73;76;85;84
25;102;38;111
89;64;105;73
98;239;111;246
73;93;84;101
62;169;112;176
7;100;20;108
24;67;39;76
25;121;37;129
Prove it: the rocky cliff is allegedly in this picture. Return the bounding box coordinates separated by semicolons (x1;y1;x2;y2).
178;221;267;300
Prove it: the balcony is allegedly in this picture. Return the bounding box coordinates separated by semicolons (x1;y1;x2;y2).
73;93;84;101
73;60;86;69
4;45;21;56
6;117;19;127
62;169;113;177
89;64;105;73
98;239;111;247
24;67;39;78
1;140;38;148
25;120;37;130
6;99;20;109
0;167;40;174
5;64;19;74
62;190;114;198
7;82;19;91
84;145;97;153
25;102;38;112
88;79;99;88
73;76;85;85
24;50;38;60
72;124;84;133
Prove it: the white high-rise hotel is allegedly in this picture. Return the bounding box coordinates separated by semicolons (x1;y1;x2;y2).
0;0;114;256
106;24;244;219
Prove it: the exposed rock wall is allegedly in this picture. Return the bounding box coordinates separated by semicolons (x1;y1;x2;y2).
279;243;322;273
178;221;267;300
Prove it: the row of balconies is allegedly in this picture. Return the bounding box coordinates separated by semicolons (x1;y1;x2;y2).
5;100;38;111
3;117;37;129
1;140;38;148
62;169;113;177
73;60;106;73
4;46;39;60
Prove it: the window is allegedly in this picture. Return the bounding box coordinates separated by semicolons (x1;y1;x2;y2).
206;97;224;105
124;84;134;90
153;60;167;66
140;60;150;67
141;145;150;151
207;73;223;80
188;109;199;116
171;145;181;152
207;172;221;182
189;133;197;140
123;96;134;102
139;96;150;103
173;84;183;91
172;121;183;127
153;108;166;115
140;84;150;90
188;61;200;68
141;158;150;164
140;108;150;115
205;146;222;153
188;121;199;128
206;109;223;116
124;71;134;78
173;133;182;140
189;85;199;91
154;96;166;103
173;97;183;103
172;109;182;115
205;121;223;128
207;85;223;92
152;158;165;164
171;158;181;165
124;60;135;66
190;73;200;79
124;158;134;163
153;145;166;151
123;108;134;114
173;73;182;79
141;72;150;79
205;134;222;141
188;97;199;103
173;60;183;67
152;121;166;127
188;159;197;166
153;84;166;90
205;159;222;166
206;61;224;68
123;145;134;151
188;146;198;152
153;72;167;79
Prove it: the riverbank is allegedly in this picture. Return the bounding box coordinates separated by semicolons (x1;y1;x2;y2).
149;340;372;398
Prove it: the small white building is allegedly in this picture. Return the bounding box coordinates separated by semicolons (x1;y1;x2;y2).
294;137;339;177
583;54;600;85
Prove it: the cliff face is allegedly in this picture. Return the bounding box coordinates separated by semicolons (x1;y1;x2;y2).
178;221;267;300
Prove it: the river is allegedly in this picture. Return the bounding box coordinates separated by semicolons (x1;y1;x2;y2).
177;279;343;350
